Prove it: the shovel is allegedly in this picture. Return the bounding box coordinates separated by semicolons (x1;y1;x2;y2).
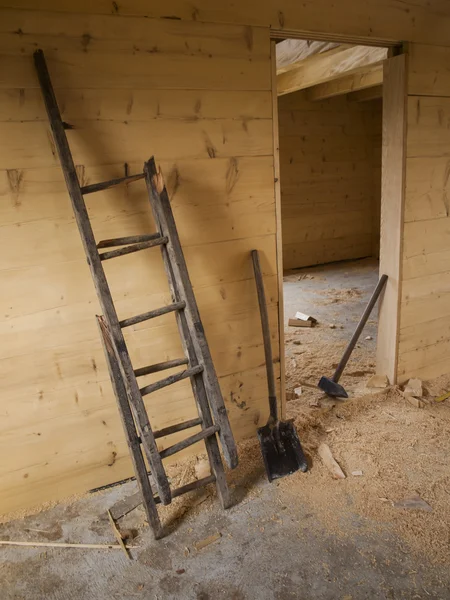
318;273;388;398
251;250;308;482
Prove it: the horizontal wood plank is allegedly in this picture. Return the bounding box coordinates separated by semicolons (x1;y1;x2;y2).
0;1;449;46
0;118;273;169
0;88;272;122
277;45;387;96
408;43;450;97
0;52;271;91
279;89;381;269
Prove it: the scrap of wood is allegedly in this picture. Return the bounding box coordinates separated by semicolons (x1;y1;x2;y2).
406;396;425;409
194;532;221;551
107;509;131;559
288;318;313;328
109;491;142;521
403;378;423;398
366;374;389;389
0;540;138;549
318;443;346;479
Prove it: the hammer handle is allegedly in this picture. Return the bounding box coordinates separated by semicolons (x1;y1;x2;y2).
333;274;388;383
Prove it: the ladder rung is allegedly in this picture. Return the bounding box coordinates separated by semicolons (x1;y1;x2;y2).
119;301;186;328
134;358;189;378
99;236;168;261
139;365;203;396
155;475;216;506
159;425;219;459
97;233;161;249
154;417;203;439
81;172;145;195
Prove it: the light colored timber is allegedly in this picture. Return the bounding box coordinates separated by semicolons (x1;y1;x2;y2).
0;119;273;170
0;88;272;122
0;14;280;517
347;85;383;102
306;65;383;101
0;1;450;46
408;43;450;97
278;89;381;270
277;45;388;96
397;42;450;382
376;54;407;384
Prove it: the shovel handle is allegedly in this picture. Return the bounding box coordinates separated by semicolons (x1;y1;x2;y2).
333;273;388;383
251;250;278;421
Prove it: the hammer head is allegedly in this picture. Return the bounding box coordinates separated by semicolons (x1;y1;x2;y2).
318;376;348;398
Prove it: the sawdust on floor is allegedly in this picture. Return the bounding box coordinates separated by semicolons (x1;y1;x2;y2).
282;378;450;565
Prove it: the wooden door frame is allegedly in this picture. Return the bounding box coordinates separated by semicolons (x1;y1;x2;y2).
270;36;407;404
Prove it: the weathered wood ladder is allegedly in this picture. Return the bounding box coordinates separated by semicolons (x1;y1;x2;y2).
33;49;238;539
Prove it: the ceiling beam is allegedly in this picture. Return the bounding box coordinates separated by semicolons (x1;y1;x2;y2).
277;45;388;96
305;65;383;101
276;39;340;74
347;85;383;102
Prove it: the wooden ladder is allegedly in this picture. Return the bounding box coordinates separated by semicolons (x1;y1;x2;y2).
33;49;238;539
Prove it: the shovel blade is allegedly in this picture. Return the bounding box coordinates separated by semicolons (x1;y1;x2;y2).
318;376;348;398
257;420;308;482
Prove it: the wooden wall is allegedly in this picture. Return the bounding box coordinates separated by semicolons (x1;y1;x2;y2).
0;9;278;515
2;1;450;515
1;0;450;46
397;44;450;381
278;90;382;269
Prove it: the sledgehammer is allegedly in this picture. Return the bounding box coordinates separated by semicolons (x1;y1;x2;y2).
318;274;388;398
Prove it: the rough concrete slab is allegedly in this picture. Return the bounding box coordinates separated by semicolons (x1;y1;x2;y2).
1;458;449;600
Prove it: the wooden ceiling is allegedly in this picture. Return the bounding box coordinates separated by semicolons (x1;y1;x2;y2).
276;39;387;100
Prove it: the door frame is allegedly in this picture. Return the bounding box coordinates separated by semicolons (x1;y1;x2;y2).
270;36;407;411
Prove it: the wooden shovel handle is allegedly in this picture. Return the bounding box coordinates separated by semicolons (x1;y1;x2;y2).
251;250;278;422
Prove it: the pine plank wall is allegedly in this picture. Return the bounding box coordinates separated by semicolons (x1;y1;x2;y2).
278;90;381;270
1;1;450;515
398;44;450;381
0;10;278;515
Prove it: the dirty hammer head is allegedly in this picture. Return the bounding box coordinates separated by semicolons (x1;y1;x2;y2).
318;376;349;398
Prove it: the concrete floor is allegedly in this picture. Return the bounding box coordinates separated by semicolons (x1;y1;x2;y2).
283;258;380;399
1;451;449;600
283;257;380;343
2;258;449;599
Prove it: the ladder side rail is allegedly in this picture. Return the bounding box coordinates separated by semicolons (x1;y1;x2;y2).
33;50;171;506
144;158;238;470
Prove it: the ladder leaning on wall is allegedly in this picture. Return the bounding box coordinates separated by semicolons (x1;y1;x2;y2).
33;49;238;539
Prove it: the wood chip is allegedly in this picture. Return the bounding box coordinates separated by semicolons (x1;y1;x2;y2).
194;458;210;480
289;318;313;328
403;378;423;398
194;532;222;551
406;396;425;409
366;374;389;389
318;443;346;479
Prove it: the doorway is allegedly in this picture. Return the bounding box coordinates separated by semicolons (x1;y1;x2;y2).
270;38;406;408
